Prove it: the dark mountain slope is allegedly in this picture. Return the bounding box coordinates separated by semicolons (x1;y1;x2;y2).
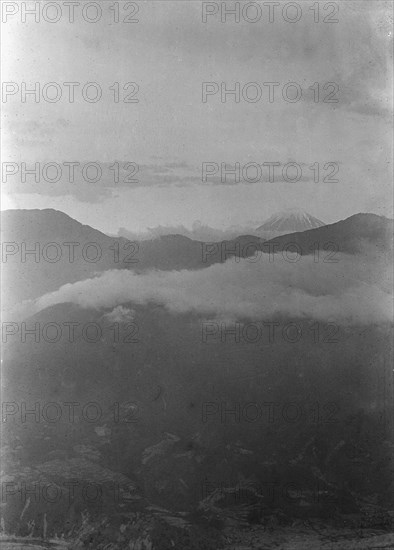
262;213;393;256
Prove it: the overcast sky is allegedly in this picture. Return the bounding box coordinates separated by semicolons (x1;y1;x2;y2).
2;0;392;234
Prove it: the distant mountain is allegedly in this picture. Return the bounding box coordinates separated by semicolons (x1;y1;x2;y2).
262;213;393;256
119;222;261;242
256;209;325;233
1;209;266;308
1;209;129;309
2;209;392;312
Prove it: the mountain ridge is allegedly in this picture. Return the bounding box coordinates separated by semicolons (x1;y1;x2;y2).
2;209;392;310
262;212;394;256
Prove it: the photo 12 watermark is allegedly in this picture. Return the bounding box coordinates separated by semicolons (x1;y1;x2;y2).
2;82;140;103
201;161;340;184
1;241;139;264
2;162;140;184
2;1;141;24
1;480;137;505
1;401;140;424
201;2;339;24
201;241;340;264
201;320;340;344
202;82;339;104
201;400;340;424
2;321;140;344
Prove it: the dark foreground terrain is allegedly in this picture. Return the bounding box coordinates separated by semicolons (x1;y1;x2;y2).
1;211;393;548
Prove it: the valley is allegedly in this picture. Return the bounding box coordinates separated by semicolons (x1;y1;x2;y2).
1;209;393;548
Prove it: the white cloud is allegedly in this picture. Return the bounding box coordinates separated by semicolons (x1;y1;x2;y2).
101;305;135;324
12;250;393;326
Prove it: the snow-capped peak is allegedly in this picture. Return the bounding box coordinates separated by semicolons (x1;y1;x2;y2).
256;209;325;232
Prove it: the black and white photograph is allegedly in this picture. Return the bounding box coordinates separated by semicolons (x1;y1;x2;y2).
1;1;393;548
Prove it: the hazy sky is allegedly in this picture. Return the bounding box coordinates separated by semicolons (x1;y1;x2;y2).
2;0;392;234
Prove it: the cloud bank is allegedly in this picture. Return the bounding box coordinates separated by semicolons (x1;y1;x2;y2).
13;251;393;326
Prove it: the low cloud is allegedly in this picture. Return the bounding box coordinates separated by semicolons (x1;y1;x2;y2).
12;250;392;326
101;305;136;324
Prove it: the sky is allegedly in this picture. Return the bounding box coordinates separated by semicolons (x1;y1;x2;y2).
1;0;393;235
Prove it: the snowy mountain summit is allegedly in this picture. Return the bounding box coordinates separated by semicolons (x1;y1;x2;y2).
256;209;325;232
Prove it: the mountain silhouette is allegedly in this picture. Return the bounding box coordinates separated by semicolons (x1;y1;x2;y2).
262;213;393;256
1;209;265;308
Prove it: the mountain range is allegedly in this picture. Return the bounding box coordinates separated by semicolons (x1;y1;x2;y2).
1;209;265;309
1;209;393;311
